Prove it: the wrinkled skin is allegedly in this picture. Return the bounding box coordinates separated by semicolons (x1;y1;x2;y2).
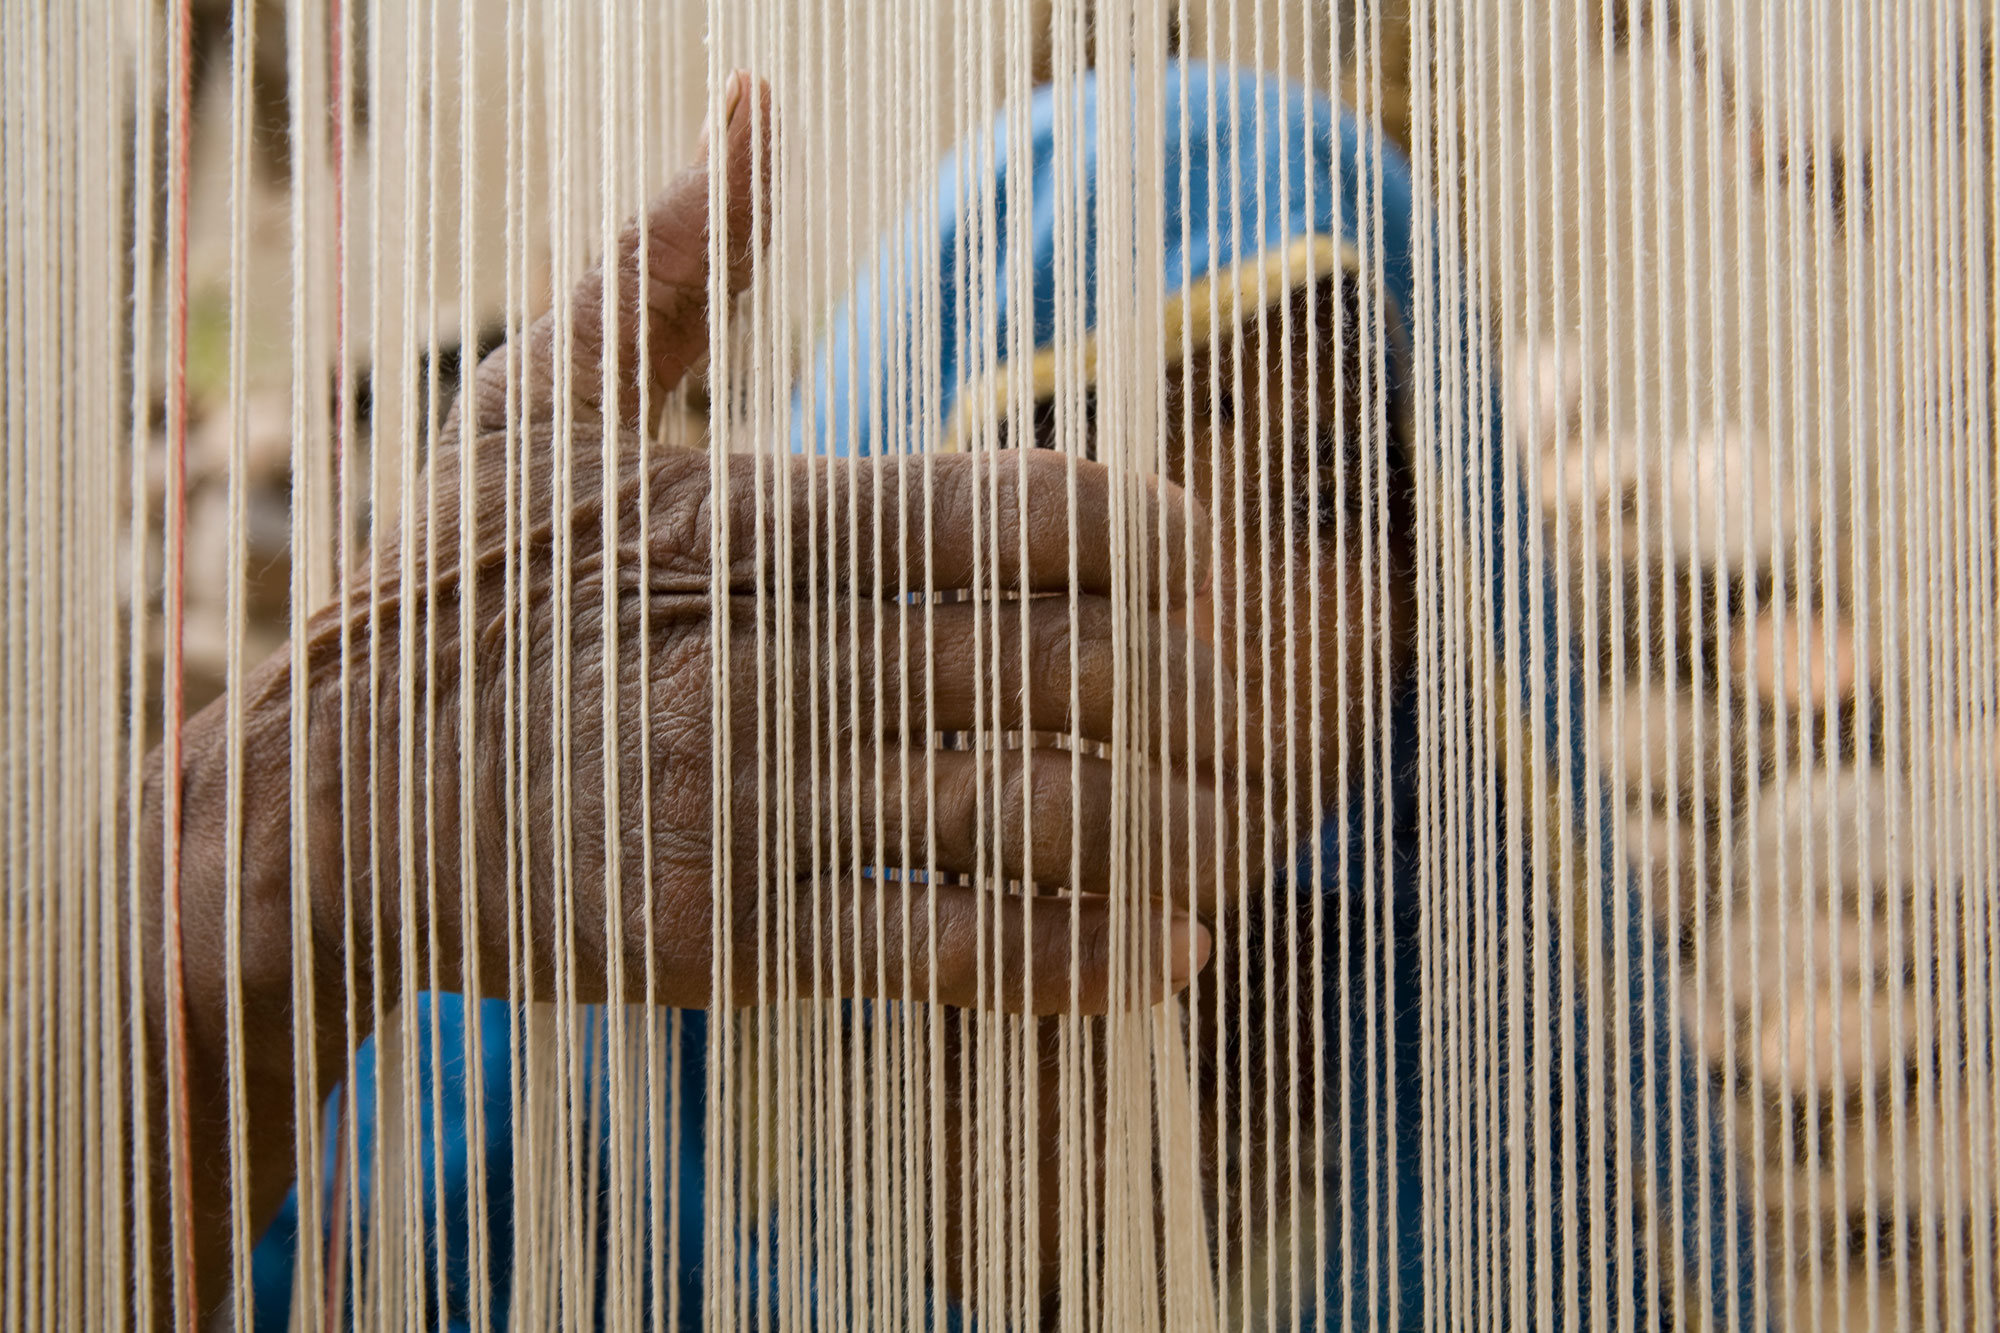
127;75;1408;1324
129;79;1260;1323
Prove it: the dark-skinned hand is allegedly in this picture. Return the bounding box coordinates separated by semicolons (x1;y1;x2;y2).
134;73;1246;1322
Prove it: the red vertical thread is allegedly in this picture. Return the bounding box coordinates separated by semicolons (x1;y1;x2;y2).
160;0;198;1324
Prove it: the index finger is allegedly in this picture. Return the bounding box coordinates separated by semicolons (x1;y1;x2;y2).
461;72;775;438
707;449;1212;605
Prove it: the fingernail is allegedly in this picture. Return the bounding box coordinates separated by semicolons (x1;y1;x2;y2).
1166;912;1212;991
695;72;744;158
724;70;745;128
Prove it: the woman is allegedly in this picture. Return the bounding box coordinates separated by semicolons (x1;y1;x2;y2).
227;60;1728;1330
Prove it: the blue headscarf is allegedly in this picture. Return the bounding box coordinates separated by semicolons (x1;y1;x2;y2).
798;61;1416;460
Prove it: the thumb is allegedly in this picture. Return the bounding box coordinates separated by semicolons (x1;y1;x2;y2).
466;70;773;435
627;69;774;408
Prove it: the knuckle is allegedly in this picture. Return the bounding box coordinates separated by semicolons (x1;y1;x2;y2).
1077;905;1113;974
1018;445;1067;490
1027;607;1076;715
940;758;984;864
996;758;1033;869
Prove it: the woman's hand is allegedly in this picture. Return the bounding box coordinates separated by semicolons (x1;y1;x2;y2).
140;73;1240;1320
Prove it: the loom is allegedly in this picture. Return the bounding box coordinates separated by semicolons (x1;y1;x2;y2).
1;1;1993;1328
